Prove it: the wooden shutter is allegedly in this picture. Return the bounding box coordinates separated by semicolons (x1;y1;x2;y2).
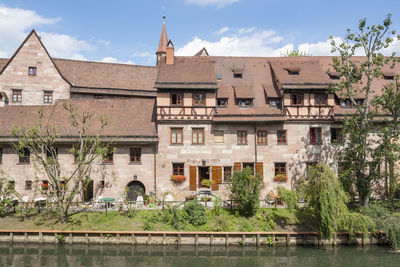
211;166;223;191
256;162;263;180
233;162;242;172
189;166;197;191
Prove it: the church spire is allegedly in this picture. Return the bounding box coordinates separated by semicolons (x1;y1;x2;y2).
156;16;168;64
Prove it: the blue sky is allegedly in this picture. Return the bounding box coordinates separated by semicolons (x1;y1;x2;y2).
0;0;399;65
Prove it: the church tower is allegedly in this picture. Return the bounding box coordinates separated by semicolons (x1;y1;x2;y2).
156;16;168;65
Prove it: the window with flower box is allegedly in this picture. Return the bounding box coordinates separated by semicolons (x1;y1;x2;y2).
274;163;287;182
172;163;184;176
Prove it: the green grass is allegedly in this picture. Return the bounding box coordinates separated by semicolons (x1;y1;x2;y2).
0;208;316;232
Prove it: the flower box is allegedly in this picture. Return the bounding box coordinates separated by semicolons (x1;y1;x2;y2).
41;183;49;190
273;174;288;182
201;179;215;188
171;175;186;182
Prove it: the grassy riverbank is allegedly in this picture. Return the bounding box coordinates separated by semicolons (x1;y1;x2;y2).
0;208;315;232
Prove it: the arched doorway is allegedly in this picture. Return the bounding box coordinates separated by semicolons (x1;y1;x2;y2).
126;181;145;201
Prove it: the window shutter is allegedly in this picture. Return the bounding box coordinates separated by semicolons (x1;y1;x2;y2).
211;166;219;191
216;166;222;184
234;162;241;172
256;162;263;180
189;166;197;191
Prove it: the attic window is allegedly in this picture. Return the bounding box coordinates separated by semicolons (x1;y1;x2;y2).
384;75;394;80
28;67;37;76
329;74;339;80
234;73;242;78
216;74;222;80
286;68;300;75
238;98;253;107
217;98;228;107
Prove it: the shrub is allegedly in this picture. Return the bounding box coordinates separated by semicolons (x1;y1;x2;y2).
184;199;206;226
277;186;298;211
337;212;375;237
360;203;390;230
143;220;154;230
229;168;263;216
212;198;222;216
383;213;400;251
212;213;233;232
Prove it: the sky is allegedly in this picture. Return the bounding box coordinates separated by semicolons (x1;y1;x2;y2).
0;0;399;66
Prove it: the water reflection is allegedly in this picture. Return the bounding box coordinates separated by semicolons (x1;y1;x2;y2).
0;244;398;267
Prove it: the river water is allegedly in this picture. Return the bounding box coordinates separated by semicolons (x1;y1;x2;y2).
0;244;398;266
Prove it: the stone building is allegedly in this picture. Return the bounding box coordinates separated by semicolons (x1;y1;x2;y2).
0;22;397;202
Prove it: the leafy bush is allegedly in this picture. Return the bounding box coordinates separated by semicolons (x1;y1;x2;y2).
337;212;375;237
360;203;390;230
306;163;349;239
383;213;400;251
143;220;154;230
229;168;263;216
277;186;298;211
212;213;233;232
184;199;206;226
212;198;222;216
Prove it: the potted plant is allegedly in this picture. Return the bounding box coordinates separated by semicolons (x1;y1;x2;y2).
200;196;211;202
170;175;186;182
273;174;288;182
201;179;215;188
143;194;150;206
41;182;49;190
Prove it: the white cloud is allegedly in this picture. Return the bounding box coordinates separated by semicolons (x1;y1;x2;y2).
215;26;229;35
100;57;135;64
0;5;96;60
185;0;239;8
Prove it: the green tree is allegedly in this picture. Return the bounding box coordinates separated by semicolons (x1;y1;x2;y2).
281;50;311;56
11;103;110;223
229;167;263;216
329;14;400;205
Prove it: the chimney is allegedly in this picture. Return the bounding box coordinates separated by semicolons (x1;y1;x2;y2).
166;40;174;65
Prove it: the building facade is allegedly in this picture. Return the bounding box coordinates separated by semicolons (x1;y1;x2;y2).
0;23;397;202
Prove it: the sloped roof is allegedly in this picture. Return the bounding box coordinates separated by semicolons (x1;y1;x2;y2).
0;99;157;138
53;59;157;92
156;22;168;54
0;58;9;71
155;57;217;89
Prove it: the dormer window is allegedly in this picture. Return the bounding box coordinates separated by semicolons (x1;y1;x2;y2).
28;67;37;76
330;74;339;80
356;99;364;106
286;68;300;75
217;98;228;108
340;99;353;108
171;93;183;106
269;99;281;108
234;73;242;78
216;74;222;80
384;75;394;80
238;98;253;107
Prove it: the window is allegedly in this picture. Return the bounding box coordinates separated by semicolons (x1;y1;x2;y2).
44;91;53;103
243;163;254;174
224;167;232;182
216;74;222;80
340;99;353;108
292;94;303;105
384;75;394;80
238;99;253;107
41;180;49;191
12;89;22;102
356;99;364;106
217;98;228;107
329;74;339;80
315;94;327;105
213;131;224;143
310;128;322;145
257;131;267;145
171;128;183;144
99;180;105;188
331;128;342;143
171;93;183;105
172;163;184;176
103;151;113;163
287;69;299;75
18;148;30;164
277;130;287;144
130;148;141;163
46;148;58;159
234;73;242;78
237;131;247;145
8;181;15;190
192;128;204;144
275;163;286;176
269;99;281;108
193;93;205;106
25;180;32;190
0;147;2;164
28;67;37;76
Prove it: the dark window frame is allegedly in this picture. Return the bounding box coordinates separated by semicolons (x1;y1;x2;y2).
238;98;253;107
233;73;242;78
223;166;232;182
277;130;287;145
257;131;267;145
216;98;228;108
315;94;327;105
130;147;141;163
172;163;184;176
43;91;53;104
275;162;286;176
170;93;183;106
12;89;22;103
331;128;343;143
103;151;114;164
18;148;30;164
192;93;206;106
310;127;322;145
25;180;32;190
28;66;37;76
292;93;303;105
